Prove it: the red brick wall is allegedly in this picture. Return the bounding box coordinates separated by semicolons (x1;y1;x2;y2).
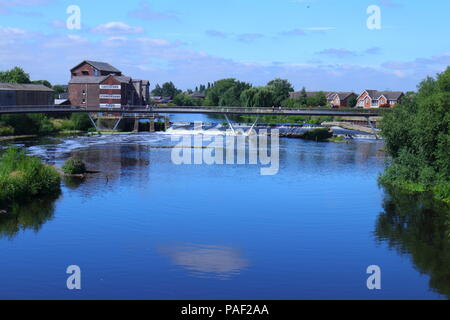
68;83;99;107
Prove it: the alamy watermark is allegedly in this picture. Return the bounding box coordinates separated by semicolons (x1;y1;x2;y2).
66;265;81;290
367;5;381;30
366;265;381;290
170;123;280;176
66;5;81;30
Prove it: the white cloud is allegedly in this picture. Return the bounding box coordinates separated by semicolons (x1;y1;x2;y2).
91;21;144;35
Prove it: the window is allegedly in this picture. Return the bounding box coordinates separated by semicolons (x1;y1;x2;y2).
82;98;86;104
371;100;379;107
82;71;89;75
82;89;86;95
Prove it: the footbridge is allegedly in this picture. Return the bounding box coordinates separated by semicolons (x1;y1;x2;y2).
0;105;385;117
0;105;385;135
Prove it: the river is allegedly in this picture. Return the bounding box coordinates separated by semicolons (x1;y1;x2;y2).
0;115;448;300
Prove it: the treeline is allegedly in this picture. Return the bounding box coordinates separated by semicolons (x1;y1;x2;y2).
0;67;66;97
380;66;450;203
152;78;334;108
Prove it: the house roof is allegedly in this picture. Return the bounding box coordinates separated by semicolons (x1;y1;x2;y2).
71;60;121;73
69;75;131;84
361;90;404;100
335;92;356;100
0;83;54;92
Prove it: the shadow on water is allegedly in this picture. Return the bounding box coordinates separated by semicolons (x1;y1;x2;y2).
0;195;59;240
375;185;450;299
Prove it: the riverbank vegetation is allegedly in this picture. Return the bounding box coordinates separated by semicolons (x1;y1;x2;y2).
0;113;93;136
62;158;87;175
379;67;450;203
0;148;61;209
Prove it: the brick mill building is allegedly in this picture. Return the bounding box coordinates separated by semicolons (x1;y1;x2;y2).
68;60;150;109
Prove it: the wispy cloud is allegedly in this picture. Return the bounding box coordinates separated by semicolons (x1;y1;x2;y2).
0;0;51;15
378;0;402;8
365;47;382;55
205;30;228;38
91;21;144;35
237;33;264;43
317;48;358;57
280;28;306;36
128;1;177;21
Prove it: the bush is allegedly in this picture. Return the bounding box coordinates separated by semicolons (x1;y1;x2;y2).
62;158;86;175
300;128;333;141
0;126;14;136
0;147;61;207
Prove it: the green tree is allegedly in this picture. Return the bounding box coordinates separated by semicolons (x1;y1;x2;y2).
206;78;251;106
380;67;450;202
161;82;181;98
32;80;52;88
0;67;31;84
253;87;276;108
306;91;327;107
267;78;294;106
152;84;163;96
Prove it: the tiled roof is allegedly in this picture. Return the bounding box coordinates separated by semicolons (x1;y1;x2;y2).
69;75;131;84
364;90;404;100
84;60;121;73
0;83;54;92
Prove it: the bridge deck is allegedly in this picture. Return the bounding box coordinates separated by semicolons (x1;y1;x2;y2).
0;106;384;117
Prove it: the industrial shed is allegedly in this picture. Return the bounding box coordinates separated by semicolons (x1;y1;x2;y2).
0;83;54;106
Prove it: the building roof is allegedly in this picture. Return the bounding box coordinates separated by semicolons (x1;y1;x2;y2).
69;75;131;84
332;92;356;100
0;83;54;92
71;60;122;73
363;90;404;100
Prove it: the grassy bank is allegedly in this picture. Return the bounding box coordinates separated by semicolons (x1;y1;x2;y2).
0;113;93;137
0;147;61;209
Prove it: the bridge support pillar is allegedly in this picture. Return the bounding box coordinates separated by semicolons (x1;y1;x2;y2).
149;118;155;132
88;113;99;132
164;116;170;131
133;119;139;133
366;117;379;139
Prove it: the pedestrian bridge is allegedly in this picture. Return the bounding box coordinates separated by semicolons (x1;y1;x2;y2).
0;105;385;117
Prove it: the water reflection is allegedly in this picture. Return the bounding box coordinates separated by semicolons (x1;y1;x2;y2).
0;196;58;240
375;186;450;299
159;243;249;280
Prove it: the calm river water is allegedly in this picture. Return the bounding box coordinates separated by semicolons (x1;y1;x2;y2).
0;117;449;300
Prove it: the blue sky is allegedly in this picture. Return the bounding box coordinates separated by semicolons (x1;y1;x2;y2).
0;0;449;92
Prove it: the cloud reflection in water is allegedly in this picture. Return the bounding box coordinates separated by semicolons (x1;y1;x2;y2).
159;243;249;279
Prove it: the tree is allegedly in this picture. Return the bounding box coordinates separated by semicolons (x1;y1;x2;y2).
0;67;31;84
306;91;327;107
267;78;294;106
32;80;52;88
298;87;308;105
348;95;357;108
151;84;163;96
206;78;251;106
253;87;276;108
380;67;450;201
240;88;260;107
161;82;181;98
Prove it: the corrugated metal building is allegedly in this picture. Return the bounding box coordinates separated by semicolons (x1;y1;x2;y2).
0;83;54;106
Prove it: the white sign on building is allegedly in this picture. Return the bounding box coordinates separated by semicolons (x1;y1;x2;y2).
100;103;121;108
99;85;121;90
99;94;121;99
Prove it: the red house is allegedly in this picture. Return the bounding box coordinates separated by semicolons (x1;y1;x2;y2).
356;90;404;108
